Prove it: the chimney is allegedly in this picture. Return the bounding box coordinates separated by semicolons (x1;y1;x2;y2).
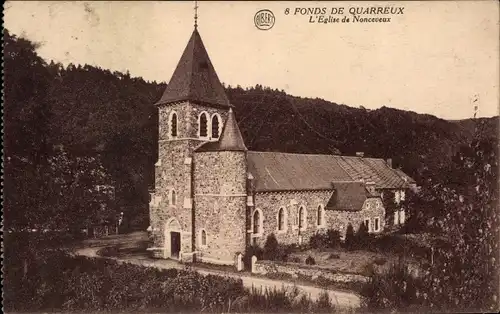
386;158;392;168
356;152;364;157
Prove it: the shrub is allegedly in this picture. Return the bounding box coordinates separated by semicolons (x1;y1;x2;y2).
345;223;355;251
310;229;342;249
305;256;316;265
289;256;302;263
315;291;333;312
262;234;292;262
355;222;370;249
263;233;279;260
5;244;338;313
96;245;120;257
326;229;342;248
374;257;387;266
362;260;423;310
243;245;263;270
327;253;340;259
309;232;328;249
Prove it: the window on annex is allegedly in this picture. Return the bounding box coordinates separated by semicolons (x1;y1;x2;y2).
253;210;262;234
277;207;285;231
364;218;371;232
298;206;306;230
317;205;324;226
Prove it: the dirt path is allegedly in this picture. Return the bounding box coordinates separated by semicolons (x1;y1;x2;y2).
74;232;362;309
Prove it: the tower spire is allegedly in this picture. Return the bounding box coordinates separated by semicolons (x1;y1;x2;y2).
194;1;198;29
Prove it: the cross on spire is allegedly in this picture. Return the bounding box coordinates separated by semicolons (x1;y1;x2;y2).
194;1;198;29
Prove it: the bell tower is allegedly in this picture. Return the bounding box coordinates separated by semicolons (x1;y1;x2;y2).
149;25;232;261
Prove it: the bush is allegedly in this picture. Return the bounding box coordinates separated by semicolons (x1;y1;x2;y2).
262;234;292;262
327;253;340;259
355;222;370;249
326;229;342;248
263;233;279;260
96;245;120;257
289;256;302;263
345;223;355;250
305;256;316;265
309;232;328;249
362;260;423;310
310;229;342;249
243;245;263;270
374;257;387;266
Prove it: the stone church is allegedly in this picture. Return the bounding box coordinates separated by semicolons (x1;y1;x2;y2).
148;25;415;267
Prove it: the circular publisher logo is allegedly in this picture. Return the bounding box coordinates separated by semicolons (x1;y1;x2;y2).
254;9;275;30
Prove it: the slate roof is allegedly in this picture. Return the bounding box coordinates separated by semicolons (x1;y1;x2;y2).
155;28;231;108
247;152;413;192
336;157;409;189
196;109;247;152
394;168;417;184
246;152;353;192
326;182;369;211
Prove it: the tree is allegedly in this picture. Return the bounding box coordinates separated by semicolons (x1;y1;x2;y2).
366;138;499;312
263;233;280;261
345;223;355;251
355;222;370;249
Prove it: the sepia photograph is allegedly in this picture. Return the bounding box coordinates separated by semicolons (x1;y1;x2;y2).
2;1;499;313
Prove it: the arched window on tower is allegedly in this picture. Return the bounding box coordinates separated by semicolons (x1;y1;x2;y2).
170;112;178;138
211;114;221;139
171;189;176;206
201;229;207;246
199;112;209;138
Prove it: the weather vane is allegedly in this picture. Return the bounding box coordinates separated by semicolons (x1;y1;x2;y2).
194;1;198;29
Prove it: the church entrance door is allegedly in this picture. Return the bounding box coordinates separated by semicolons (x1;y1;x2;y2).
170;232;181;259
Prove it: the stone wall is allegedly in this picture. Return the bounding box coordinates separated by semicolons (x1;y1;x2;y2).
250;191;385;247
251;190;333;246
325;198;386;238
193;151;247;263
253;260;369;284
150;101;230;260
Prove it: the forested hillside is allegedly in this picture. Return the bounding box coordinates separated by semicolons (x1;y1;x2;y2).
4;29;498;229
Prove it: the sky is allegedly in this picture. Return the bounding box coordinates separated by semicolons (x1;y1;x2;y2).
4;1;499;119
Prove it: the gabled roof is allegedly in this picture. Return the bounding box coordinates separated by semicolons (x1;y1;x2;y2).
196;109;247;152
336;157;409;189
155;28;231;108
394;168;417;184
246;152;414;192
326;182;368;211
247;152;353;192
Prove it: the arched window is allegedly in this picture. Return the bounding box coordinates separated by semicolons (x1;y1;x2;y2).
171;189;176;206
211;114;221;139
201;229;207;246
253;210;261;234
317;205;323;226
170;112;178;137
199;112;209;138
298;206;305;230
277;207;285;231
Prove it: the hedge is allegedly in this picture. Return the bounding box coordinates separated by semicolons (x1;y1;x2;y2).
4;247;338;313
